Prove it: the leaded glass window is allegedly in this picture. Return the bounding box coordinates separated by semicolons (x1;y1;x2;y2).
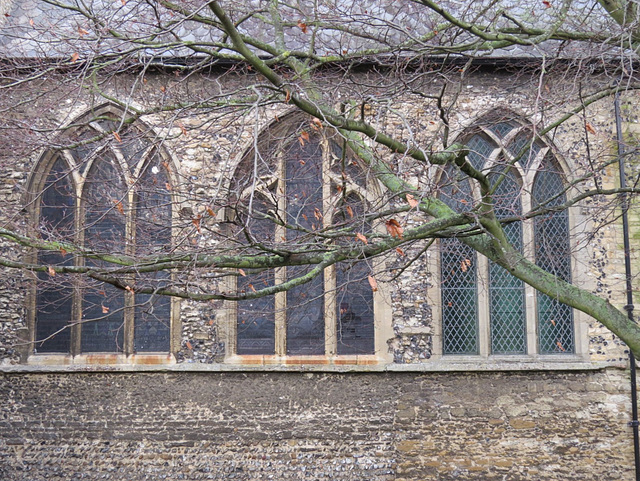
230;120;376;358
31;106;173;355
440;119;574;357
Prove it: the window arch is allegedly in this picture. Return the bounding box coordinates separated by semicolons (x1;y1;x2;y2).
28;104;176;356
227;114;385;361
438;116;574;357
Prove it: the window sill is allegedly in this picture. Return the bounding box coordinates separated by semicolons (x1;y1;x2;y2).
0;353;625;373
24;353;176;367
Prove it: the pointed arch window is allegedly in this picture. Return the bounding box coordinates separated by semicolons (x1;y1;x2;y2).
30;106;174;356
439;120;574;357
228;118;382;360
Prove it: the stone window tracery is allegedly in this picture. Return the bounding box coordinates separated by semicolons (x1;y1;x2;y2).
29;105;174;356
438;119;574;357
227;117;386;361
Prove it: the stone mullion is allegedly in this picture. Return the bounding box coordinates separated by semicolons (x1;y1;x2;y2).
322;136;337;357
72;172;85;357
274;151;287;356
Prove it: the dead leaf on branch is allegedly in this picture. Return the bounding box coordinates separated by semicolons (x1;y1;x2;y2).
345;205;354;218
297;21;308;33
298;130;310;146
386;219;403;239
368;275;378;292
356;233;368;244
406;194;419;208
47;266;56;277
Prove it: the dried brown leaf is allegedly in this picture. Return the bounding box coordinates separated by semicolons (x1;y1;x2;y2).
406;193;419;208
385;219;403;239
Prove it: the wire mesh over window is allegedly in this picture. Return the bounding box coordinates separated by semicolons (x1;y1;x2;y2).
35;157;74;353
533;158;574;354
33;108;173;355
231;116;376;359
440;166;478;355
235;195;277;355
335;194;374;355
488;169;526;354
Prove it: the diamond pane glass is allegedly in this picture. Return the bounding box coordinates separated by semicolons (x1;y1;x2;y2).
488;122;516;139
533;159;573;354
466;134;495;170
508;132;541;169
440;167;478;354
489;170;526;354
35;157;75;353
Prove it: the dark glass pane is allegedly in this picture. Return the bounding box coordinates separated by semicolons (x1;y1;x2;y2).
286;266;325;355
507;132;542;169
285;138;324;242
134;272;171;353
119;128;151;173
81;153;126;352
236;195;276;355
133;157;172;352
440;167;478;354
488;169;526;354
488;122;516;139
35;157;75;353
466;134;494;170
285;137;325;355
533;159;574;354
335;194;374;355
330;140;368;190
237;270;276;355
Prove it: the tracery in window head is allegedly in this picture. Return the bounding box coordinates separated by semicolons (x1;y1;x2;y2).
229;115;378;358
438;116;574;357
30;105;174;355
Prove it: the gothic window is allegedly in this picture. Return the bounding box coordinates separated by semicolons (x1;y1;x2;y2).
30;105;174;356
228;117;379;359
439;119;574;357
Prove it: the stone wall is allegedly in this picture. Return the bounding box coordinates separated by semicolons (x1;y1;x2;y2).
0;67;637;365
0;368;635;480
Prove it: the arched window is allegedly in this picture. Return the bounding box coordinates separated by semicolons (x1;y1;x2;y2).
29;105;174;356
227;115;382;360
439;118;574;357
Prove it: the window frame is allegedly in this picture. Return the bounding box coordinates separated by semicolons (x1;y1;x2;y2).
223;115;393;366
429;119;589;364
24;104;181;364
